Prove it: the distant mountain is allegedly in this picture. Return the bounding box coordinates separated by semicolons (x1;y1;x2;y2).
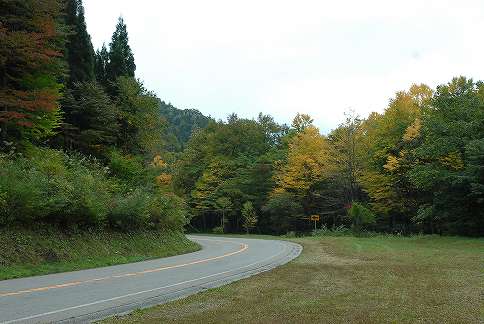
159;101;212;151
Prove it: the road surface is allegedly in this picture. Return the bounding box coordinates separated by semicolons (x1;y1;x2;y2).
0;235;301;323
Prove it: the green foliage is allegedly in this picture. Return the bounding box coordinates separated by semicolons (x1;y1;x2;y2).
0;148;188;231
0;147;114;227
109;188;151;231
65;0;95;84
149;194;190;230
115;77;166;156
347;202;376;233
0;228;199;280
175;114;285;232
95;44;109;86
241;201;257;234
212;226;224;234
108;149;146;184
107;17;136;81
61;81;118;155
409;77;484;235
263;192;304;234
159;101;212;151
312;225;352;237
3;1;483;238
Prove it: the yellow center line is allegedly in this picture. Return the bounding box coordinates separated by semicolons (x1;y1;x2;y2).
0;238;248;298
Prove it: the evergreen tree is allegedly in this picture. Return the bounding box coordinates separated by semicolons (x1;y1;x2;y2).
61;82;119;155
95;43;109;86
65;0;95;84
107;17;136;82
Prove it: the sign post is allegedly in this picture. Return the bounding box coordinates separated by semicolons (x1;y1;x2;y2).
309;215;320;230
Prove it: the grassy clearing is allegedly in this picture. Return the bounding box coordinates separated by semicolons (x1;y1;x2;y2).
0;228;200;280
105;235;484;324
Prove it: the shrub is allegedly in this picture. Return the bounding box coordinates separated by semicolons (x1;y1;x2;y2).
0;147;188;232
212;226;224;234
348;202;376;233
0;148;114;227
108;149;146;185
148;193;189;230
0;155;49;225
241;201;257;234
312;225;352;237
109;189;151;231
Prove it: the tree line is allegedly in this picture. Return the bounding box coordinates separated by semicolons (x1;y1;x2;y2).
0;0;482;236
176;82;483;236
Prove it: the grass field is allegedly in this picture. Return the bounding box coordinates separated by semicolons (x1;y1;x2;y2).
0;228;200;280
105;235;484;324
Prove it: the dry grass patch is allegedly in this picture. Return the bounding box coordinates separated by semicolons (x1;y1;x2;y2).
104;235;483;324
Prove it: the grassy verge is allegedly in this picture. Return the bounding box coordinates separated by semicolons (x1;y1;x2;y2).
0;228;200;280
105;235;484;323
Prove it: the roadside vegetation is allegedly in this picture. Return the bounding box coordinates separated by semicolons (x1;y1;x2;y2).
105;234;484;324
0;0;202;277
0;228;199;280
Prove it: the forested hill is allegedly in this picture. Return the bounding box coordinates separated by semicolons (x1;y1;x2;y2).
159;101;212;151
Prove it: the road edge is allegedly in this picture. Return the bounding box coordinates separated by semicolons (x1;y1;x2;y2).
61;237;302;323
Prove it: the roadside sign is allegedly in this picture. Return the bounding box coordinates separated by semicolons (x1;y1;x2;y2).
302;215;320;230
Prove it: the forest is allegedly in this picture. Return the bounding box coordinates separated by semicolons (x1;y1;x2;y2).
0;0;483;237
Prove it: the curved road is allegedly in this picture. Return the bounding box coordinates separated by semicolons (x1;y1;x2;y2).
0;236;301;323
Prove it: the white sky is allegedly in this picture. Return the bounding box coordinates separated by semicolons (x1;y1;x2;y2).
84;0;484;133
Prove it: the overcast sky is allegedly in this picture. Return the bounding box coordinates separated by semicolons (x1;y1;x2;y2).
84;0;484;132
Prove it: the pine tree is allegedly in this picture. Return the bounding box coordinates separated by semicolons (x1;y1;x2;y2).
107;17;136;82
65;0;95;84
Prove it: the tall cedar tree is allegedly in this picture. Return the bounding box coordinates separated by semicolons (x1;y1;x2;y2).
94;43;109;86
65;0;95;84
107;17;136;82
0;0;65;144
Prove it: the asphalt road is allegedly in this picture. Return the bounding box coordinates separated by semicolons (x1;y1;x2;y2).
0;235;302;323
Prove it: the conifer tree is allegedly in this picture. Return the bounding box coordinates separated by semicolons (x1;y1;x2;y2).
95;44;109;86
62;82;119;155
107;17;136;81
65;0;95;84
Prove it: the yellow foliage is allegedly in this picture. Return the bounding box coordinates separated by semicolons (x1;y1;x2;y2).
155;173;172;186
358;170;401;215
440;151;464;170
383;155;399;172
151;155;167;168
274;126;333;194
403;118;422;142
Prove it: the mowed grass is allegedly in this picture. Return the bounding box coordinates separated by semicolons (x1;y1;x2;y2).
0;228;200;280
105;235;484;324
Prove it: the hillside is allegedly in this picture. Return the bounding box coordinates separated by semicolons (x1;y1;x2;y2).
159;101;212;151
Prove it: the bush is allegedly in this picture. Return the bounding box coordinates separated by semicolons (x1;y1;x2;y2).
312;225;352;237
212;226;224;234
0;147;188;232
149;194;189;230
108;189;151;231
348;202;376;233
0;148;114;227
108;149;146;185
